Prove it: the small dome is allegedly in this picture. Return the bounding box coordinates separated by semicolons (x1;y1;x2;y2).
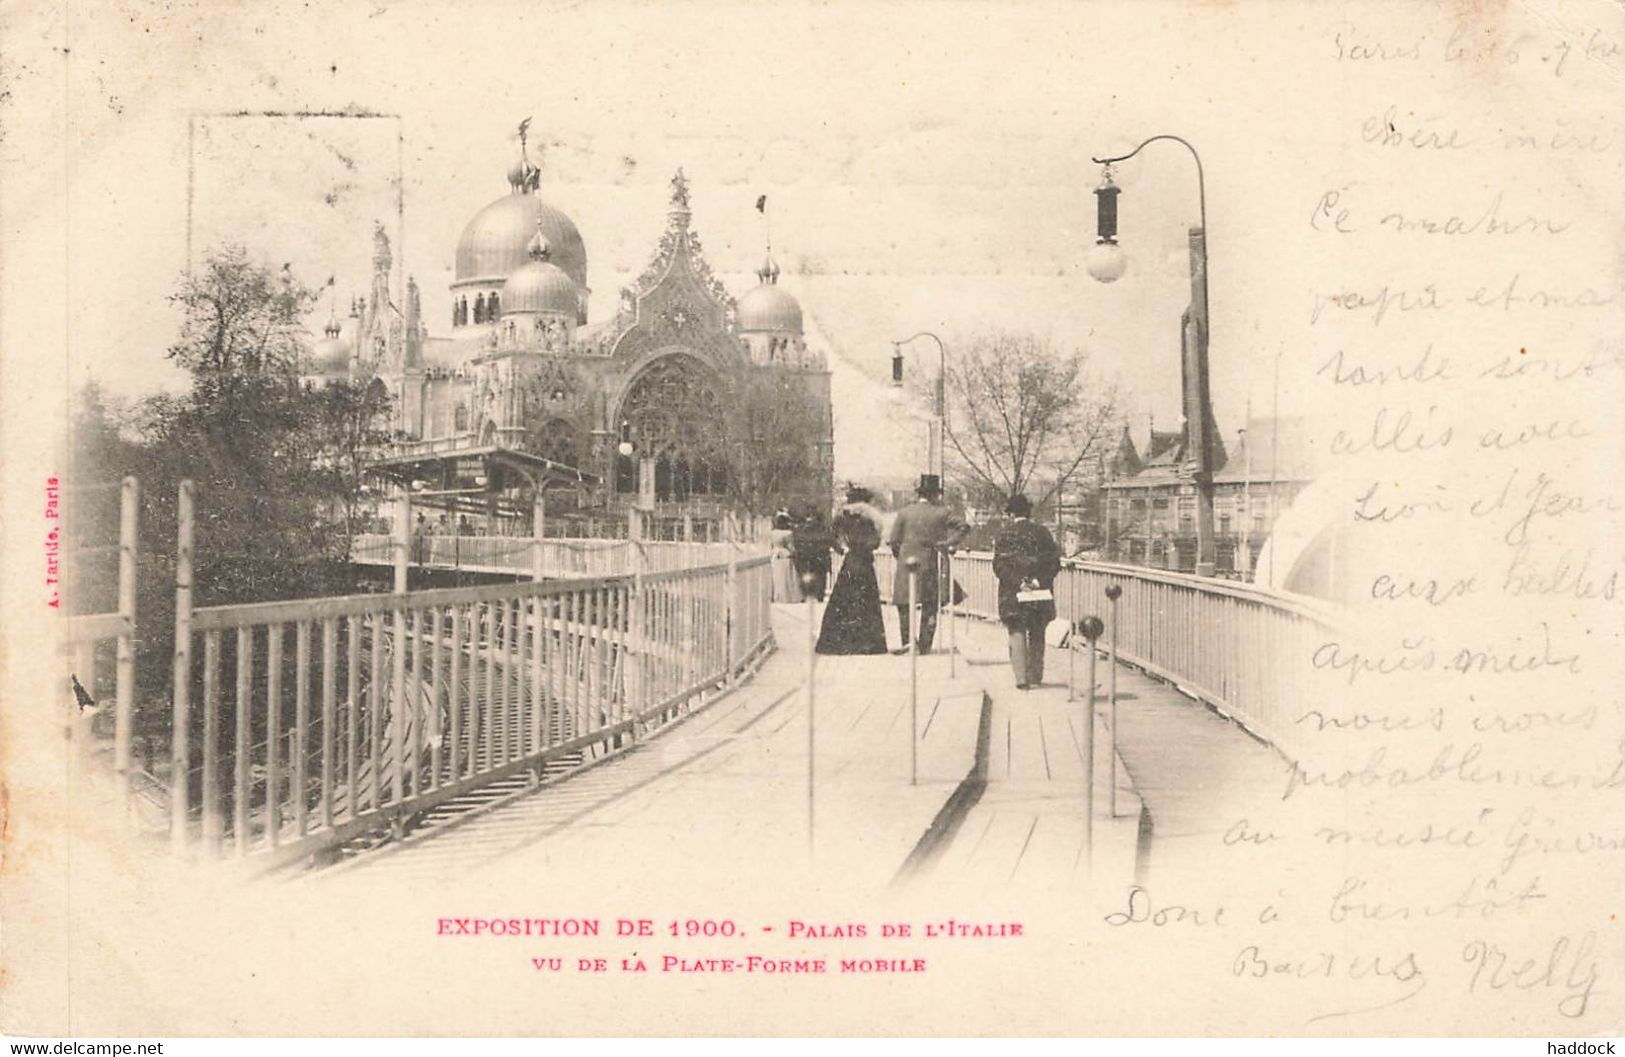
501;229;578;316
737;259;802;334
455;179;587;290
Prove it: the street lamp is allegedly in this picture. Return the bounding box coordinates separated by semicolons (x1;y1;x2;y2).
1088;134;1218;577
891;332;947;482
1086;168;1127;284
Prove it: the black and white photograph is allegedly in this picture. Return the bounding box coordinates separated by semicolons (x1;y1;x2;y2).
1;0;1621;1042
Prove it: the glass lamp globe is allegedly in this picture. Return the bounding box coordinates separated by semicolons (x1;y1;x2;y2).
1087;239;1128;284
617;440;635;457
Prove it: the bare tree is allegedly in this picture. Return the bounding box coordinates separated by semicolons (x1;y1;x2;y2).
932;331;1118;508
722;369;831;516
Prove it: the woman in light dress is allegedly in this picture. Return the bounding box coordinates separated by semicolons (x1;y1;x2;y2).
769;509;803;603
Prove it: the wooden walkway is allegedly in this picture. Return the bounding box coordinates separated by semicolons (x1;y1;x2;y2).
908;615;1292;896
318;604;985;895
316;604;1294;897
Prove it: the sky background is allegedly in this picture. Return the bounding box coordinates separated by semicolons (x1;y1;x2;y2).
11;0;1439;479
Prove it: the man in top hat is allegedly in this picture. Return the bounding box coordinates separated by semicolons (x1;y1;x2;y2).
884;473;966;654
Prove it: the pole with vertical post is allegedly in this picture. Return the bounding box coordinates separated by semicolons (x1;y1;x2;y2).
1085;634;1098;873
946;549;956;680
394;486;411;594
115;476;139;814
1078;615;1104;877
724;556;738;685
804;572;816;862
628;539;646;730
1067;564;1076;701
908;559;920;786
532;489;547;582
392;487;409;813
1105;584;1122;818
170;480;194;854
1090;135;1216;577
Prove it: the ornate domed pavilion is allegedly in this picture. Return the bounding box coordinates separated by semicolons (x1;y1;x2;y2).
327;127;834;540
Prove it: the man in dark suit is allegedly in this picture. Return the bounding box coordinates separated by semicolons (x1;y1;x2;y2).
993;494;1061;689
885;474;966;654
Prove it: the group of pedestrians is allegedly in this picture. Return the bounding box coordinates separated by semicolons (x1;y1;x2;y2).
772;475;1063;690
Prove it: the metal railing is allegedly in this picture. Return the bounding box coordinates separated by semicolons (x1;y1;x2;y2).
878;549;1337;761
350;534;757;578
170;554;774;867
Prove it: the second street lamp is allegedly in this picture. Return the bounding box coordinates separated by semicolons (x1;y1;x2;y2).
1089;134;1219;578
891;331;947;483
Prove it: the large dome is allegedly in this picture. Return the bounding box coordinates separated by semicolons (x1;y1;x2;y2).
737;256;802;334
455;189;587;290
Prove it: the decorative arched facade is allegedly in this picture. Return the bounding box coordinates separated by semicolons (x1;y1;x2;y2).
341;151;833;537
613;354;731;503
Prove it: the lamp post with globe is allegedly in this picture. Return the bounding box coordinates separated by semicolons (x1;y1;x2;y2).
890;331;948;483
617;421;647;541
1087;134;1219;578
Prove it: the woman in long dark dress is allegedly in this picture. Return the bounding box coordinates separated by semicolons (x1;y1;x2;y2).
815;487;889;655
790;511;834;602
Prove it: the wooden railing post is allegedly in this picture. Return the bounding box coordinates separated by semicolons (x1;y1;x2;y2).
391;488;409;806
532;491;547;583
724;558;738;684
115;476;139;814
170;479;194;855
393;487;411;594
629;545;646;727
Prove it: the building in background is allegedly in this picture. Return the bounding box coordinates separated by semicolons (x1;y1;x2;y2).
1101;416;1314;579
302;136;834;541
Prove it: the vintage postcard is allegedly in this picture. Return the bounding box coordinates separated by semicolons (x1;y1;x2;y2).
1;0;1620;1039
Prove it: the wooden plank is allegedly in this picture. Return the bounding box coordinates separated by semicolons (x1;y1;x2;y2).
266;624;282;848
233;627;251;856
345;616;360;819
529;598;544;756
201;630;221;856
368;612;383;813
294;621;310;836
62;611;125;644
321;618;337;829
391;602;406;804
407;607;421;796
449;606;463;781
429;606;443;792
483;601;497;773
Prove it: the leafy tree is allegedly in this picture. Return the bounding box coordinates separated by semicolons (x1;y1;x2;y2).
166;244;314;376
71;247;395;670
69;248;399;789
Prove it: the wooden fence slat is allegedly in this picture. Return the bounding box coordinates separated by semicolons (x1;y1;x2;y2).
201;630;222;856
321;617;337;830
266;624;283;848
294;621;310;837
233;626;251;856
